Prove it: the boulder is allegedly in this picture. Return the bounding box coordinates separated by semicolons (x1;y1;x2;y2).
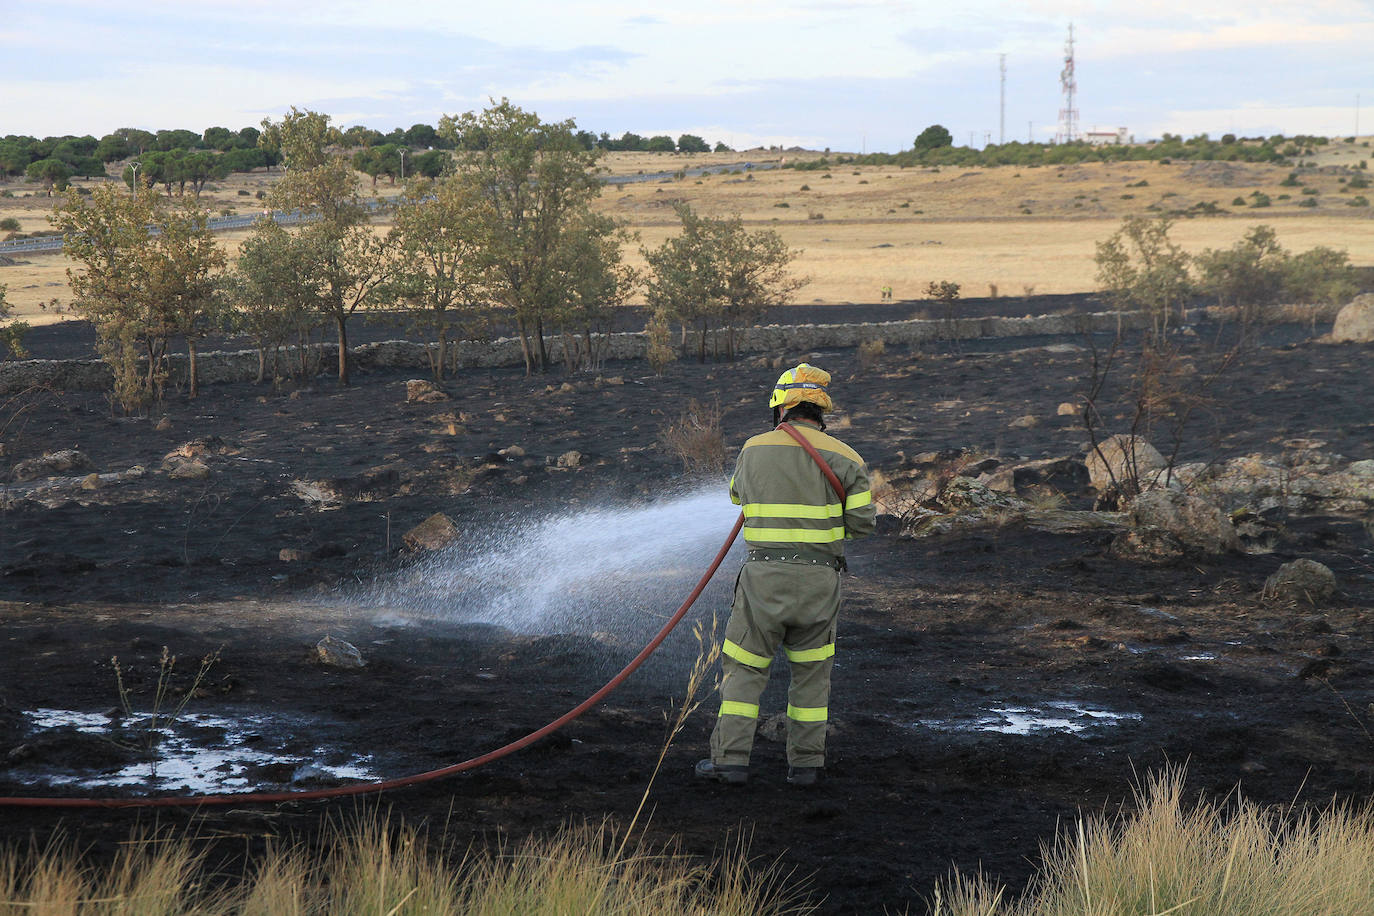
161;437;231;468
403;512;459;551
167;460;211;481
938;478;1026;513
1084;434;1166;491
557;450;583;468
315;635;365;669
1127;489;1239;554
278;548;311;562
1056;402;1078;417
405;379;448;403
1263;559;1336;604
155;417;172;431
980;457;1090;499
1008;414;1038;429
1348;460;1374;479
1109;527;1186;565
80;473;102;491
13;449;93;481
1331;293;1374;343
291;479;344;508
499;445;526;458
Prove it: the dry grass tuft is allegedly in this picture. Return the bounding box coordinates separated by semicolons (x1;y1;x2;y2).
932;767;1374;916
658;398;728;475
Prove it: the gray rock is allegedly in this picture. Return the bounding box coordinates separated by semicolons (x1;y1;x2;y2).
1348;459;1374;479
315;635;365;669
161;437;231;469
1109;527;1186;565
980;457;1090;498
1128;489;1240;554
13;449;93;481
1263;559;1337;604
939;477;1026;513
403;512;459;551
167;460;211;481
405;379;448;403
1331;293;1374;343
1085;434;1166;492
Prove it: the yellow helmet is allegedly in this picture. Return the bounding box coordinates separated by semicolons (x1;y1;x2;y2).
768;363;833;413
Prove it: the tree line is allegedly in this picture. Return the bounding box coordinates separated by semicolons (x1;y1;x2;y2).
43;101;798;412
2;121;735;196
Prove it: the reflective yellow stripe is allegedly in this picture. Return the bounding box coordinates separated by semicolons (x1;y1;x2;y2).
742;502;843;520
845;489;873;510
787;704;828;723
723;640;772;668
742;526;846;544
786;643;835;663
729;476;740;506
720;700;759;718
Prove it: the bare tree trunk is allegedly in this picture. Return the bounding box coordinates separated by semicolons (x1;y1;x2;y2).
187;339;199;399
434;324;448;381
516;316;535;376
256;347;266;385
335;314;350;386
535;316;549;372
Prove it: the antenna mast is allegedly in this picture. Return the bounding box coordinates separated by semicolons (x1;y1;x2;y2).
999;53;1007;145
1057;24;1078;143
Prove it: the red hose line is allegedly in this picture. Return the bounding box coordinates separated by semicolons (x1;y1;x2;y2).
0;515;745;809
776;422;847;503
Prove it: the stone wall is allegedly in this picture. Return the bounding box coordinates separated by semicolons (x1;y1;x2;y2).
0;308;1171;396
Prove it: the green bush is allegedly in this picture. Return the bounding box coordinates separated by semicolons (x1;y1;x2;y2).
1250;193;1271;207
773;201;789;207
0;217;19;232
1232;196;1246;206
1297;197;1317;208
1348;196;1369;207
1280;172;1300;186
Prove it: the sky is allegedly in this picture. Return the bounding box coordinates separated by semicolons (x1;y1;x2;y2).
4;1;1372;152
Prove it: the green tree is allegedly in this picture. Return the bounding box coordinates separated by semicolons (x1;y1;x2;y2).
386;178;489;380
646;135;676;152
138;200;226;396
230;219;321;384
677;134;709;153
53;185;173;410
25;158;72;195
0;283;31;361
1281;245;1357;308
549;210;639;371
263;109;395;385
259;107;341;171
180;151;229;197
914;124;954;152
1095;216;1193;336
645;203;805;361
1193;225;1289;341
437;98;604;374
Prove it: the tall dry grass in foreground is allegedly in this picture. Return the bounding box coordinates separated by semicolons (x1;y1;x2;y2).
0;816;809;915
933;769;1374;916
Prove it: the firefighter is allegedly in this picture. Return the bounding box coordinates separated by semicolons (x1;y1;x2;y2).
696;363;876;787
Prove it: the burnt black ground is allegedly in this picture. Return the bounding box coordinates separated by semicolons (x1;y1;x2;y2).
1;318;1372;913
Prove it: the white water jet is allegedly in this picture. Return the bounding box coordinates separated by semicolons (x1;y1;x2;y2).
359;485;745;639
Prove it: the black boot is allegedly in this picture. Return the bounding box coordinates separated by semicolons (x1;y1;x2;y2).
787;766;821;787
695;759;748;785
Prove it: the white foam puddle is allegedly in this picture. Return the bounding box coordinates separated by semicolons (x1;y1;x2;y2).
914;702;1142;736
12;708;377;795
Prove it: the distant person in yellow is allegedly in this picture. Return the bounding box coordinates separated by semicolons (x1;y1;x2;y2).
696;364;876;787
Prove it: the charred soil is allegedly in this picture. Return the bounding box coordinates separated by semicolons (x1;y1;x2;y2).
1;323;1372;913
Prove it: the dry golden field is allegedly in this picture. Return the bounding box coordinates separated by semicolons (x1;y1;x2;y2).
4;145;1374;326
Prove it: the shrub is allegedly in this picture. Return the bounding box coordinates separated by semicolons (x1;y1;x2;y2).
237;189;250;196
1250;193;1271;207
1348;173;1369;189
0;217;19;232
1232;196;1247;206
773;201;790;207
644;308;676;376
1349;196;1370;207
658;398;726;474
1280;171;1300;186
858;338;886;368
1302;186;1319;195
807;211;825;220
1297;197;1317;207
1121;194;1135;199
799;184;810;191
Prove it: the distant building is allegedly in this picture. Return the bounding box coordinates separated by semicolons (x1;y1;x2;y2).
1085;127;1129;146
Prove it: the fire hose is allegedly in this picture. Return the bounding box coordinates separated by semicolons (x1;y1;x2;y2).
0;423;843;809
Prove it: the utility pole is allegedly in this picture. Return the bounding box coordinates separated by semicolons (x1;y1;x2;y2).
128;161;140;193
999;53;1007;145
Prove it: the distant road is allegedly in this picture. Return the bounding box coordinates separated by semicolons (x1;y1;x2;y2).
0;160;772;256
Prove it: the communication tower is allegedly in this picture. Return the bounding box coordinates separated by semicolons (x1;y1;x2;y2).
1057;24;1079;144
